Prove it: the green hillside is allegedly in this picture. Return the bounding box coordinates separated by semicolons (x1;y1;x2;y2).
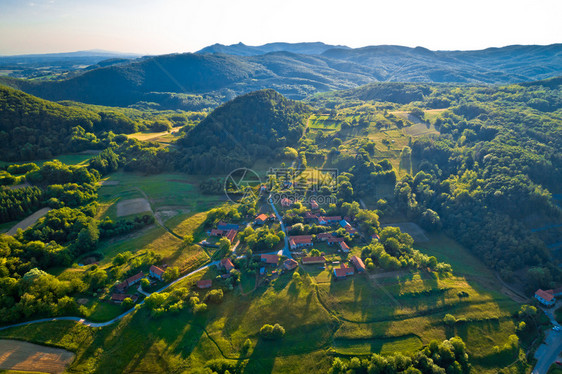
0;85;137;161
176;89;310;173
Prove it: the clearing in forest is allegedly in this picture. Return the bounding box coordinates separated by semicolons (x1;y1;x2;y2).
116;198;151;217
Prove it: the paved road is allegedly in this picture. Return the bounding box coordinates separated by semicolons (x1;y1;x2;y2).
0;261;216;332
533;329;562;374
533;302;562;374
268;196;291;259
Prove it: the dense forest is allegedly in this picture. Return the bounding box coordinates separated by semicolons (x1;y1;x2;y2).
307;79;562;289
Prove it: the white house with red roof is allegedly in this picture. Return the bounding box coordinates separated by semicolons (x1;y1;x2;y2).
333;263;354;279
289;235;313;250
535;289;556;306
149;265;165;281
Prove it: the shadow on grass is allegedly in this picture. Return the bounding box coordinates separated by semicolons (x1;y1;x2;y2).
243;338;281;374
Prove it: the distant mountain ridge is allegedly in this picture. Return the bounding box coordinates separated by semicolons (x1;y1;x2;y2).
1;43;561;109
196;42;350;56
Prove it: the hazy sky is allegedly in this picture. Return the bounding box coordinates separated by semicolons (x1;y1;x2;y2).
0;0;561;55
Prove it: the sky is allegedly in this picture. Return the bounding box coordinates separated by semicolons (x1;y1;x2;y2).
0;0;561;55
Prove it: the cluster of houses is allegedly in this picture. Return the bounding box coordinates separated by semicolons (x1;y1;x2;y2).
258;254;298;275
110;264;167;304
534;287;562;307
209;221;240;243
288;231;352;254
295;253;366;280
333;256;366;279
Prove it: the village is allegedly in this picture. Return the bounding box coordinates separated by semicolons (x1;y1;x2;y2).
107;193;377;306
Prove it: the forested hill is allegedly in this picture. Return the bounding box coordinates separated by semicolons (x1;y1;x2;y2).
1;44;561;110
0;85;137;161
176;89;310;173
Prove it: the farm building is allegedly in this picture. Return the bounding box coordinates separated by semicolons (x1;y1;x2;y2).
210;228;225;236
350;256;366;272
149;265;165;280
301;256;326;265
110;293;138;304
318;232;335;241
197;279;213;289
116;271;144;292
261;254;279;265
284;258;298;270
327;236;345;245
318;216;342;225
219;258;235;272
217;222;239;231
225;229;237;242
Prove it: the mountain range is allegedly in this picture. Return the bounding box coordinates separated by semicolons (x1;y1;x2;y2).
0;43;561;110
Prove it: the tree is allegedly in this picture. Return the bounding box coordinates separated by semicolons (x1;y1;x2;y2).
183;234;194;245
141;278;150;289
205;289;224;304
260;323;285;339
218;237;231;252
76;221;99;253
309;248;321;257
122;297;135;309
163;267;180;283
443;314;456;326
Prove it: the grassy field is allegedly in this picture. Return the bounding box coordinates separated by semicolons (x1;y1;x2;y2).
0;152;97;168
97;171;224;217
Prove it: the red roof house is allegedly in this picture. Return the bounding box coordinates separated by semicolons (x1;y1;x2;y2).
535;289;556;306
339;241;350;253
333;263;354;279
111;293;138;303
310;200;319;210
289;235;313;250
149;265;165;280
220;258;235;272
255;214;269;224
281;198;292;207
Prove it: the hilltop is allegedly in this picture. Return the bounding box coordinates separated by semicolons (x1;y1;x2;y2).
176;89;310;173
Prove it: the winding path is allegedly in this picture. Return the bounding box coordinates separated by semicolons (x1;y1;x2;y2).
268;195;291;259
0;261;217;332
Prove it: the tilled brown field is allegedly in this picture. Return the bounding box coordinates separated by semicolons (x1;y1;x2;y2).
0;339;75;374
